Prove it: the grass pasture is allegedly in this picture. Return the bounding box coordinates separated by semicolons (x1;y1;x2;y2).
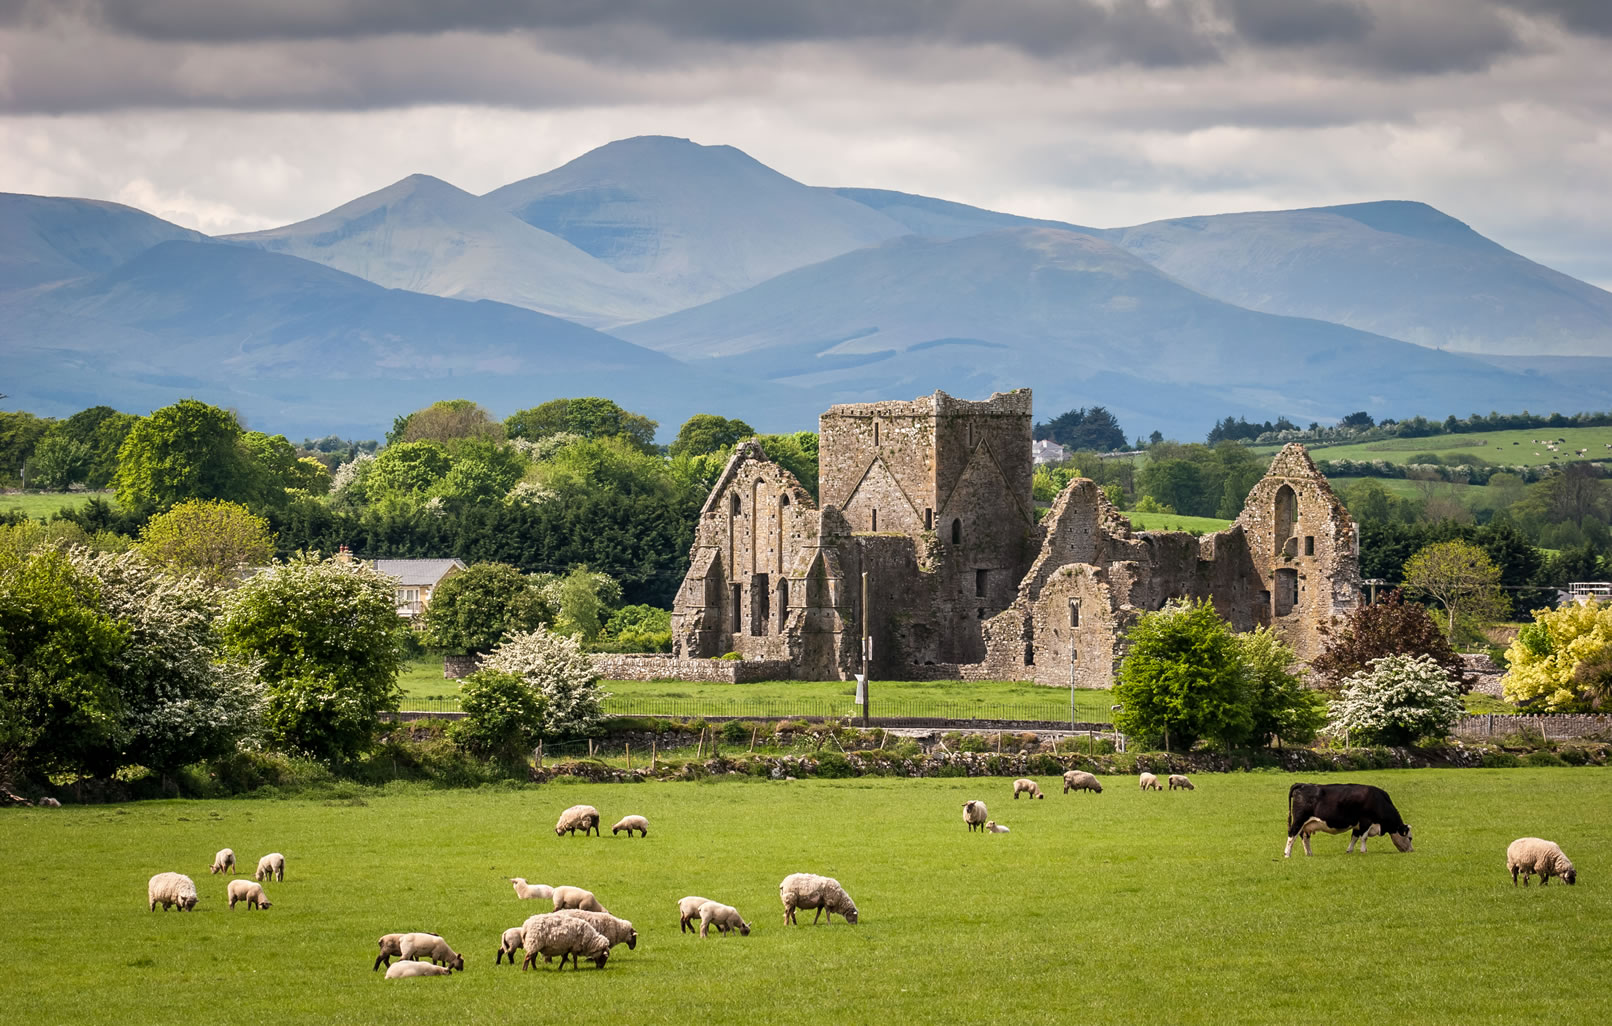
3;770;1608;1025
1264;426;1612;467
1123;510;1233;533
0;490;109;519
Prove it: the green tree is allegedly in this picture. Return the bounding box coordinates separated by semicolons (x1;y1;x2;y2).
1113;600;1252;749
757;432;820;499
595;604;672;653
534;567;622;643
239;431;305;508
504;397;657;451
1137;458;1211;517
113;399;251;513
365;441;453;506
450;669;546;769
0;410;51;488
399;399;505;447
1309;591;1472;693
429;439;526;504
1502;601;1612;711
668;414;755;458
418;562;552;654
1034;406;1126;451
289;456;333;495
219;553;404;762
1236;626;1328;745
138;499;276;589
1403;540;1508;645
26;433;93;491
1329;654;1463;745
478;626;606;737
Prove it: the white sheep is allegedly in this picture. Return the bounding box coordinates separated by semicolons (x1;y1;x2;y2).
552;885;608;913
611;815;649;837
226;879;272;910
375;932;441;971
400;932;465;970
985;821;1010;834
1138;772;1162;791
554;804;601;837
696;901;751;938
147;872;198;912
555;909;638;950
520;913;612;970
1063;770;1103;794
38;796;61;807
1507;837;1577;887
254;852;284;882
1168;774;1195;791
678;895;716;934
496;926;526;965
210;848;236;875
1012;778;1044;800
962;799;988;832
385;960;453;979
779;873;858;925
510;878;553;901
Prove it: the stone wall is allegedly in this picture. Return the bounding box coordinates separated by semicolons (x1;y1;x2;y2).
1453;714;1612;738
590;653;795;683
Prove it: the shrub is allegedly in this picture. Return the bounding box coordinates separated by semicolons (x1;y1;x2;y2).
1329;654;1464;746
720;719;754;744
1114;600;1252;749
479;626;607;737
450;669;545;768
718;651;743;661
1502;601;1612;712
813;751;854;778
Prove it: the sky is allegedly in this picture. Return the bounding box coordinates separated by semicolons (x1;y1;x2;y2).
3;0;1611;288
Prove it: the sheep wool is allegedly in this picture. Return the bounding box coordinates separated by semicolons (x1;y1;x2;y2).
963;799;989;832
496;927;526;965
1507;837;1577;887
385;960;453;979
555;909;638;950
1063;770;1103;794
510;878;553;901
400;932;465;971
226;879;272;910
520;913;612;970
551;885;608;914
678;895;716;934
554;804;601;837
210;848;236;875
985;821;1010;834
1168;774;1195;791
779;873;858;925
611;815;649;837
147;872;199;912
1012;779;1044;800
254;852;285;882
695;901;751;938
375;933;441;971
1138;772;1162;791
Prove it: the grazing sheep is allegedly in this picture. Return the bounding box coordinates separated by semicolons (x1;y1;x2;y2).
1138;772;1162;791
696;901;751;938
554;804;601;837
678;895;716;934
210;848;236;875
226;879;272;910
510;878;553;901
375;933;440;971
496;927;526;965
38;796;61;807
147;872;199;912
1063;770;1103;794
779;873;858;925
985;821;1010;834
1507;837;1577;887
1012;778;1044;800
611;815;649;837
552;885;608;913
1168;774;1195;791
254;853;284;882
385;960;453;979
555;909;638;950
962;799;988;832
400;932;465;971
520;913;611;970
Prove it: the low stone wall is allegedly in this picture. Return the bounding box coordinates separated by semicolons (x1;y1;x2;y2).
1454;714;1612;739
1460;653;1505;698
590;653;795;683
442;654;478;680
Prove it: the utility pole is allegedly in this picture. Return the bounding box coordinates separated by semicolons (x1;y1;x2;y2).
860;570;870;727
1068;598;1077;730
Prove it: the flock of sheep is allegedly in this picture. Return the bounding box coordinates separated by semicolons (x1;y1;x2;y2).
146;849;283;913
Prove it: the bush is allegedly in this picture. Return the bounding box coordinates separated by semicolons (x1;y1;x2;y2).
718;651;743;661
720;719;754;744
1114;600;1252;749
813;751;854;778
479;626;606;737
450;669;544;768
1329;654;1464;746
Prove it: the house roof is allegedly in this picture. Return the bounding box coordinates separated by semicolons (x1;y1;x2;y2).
372;558;466;587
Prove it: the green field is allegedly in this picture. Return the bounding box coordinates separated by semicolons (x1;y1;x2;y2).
4;770;1606;1025
1262;426;1612;467
0;490;110;518
1124;510;1233;533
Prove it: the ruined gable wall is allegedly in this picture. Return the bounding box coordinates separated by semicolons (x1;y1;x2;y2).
819;396;939;524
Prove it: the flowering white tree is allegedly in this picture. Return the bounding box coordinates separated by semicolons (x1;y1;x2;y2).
479;626;606;736
1329;653;1463;746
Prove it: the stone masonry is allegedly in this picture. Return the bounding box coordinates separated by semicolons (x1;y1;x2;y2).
669;390;1359;686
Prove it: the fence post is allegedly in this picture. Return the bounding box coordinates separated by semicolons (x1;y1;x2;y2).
651;739;657;772
625;743;631;771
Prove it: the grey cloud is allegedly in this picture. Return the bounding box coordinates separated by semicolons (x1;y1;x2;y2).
1214;0;1374;47
1496;0;1612;35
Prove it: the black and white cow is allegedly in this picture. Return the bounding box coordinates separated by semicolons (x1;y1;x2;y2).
1285;783;1413;857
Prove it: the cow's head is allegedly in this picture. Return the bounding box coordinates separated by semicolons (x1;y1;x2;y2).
1390;825;1413;853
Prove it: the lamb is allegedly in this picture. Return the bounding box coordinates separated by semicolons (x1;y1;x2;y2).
510;878;553;901
520;913;611;970
375;933;441;971
1063;770;1103;794
496;927;526;965
611;815;649;837
1168;774;1195;791
226;879;272;910
210;849;236;875
678;895;716;934
779;873;858;925
1507;837;1577;887
552;885;608;913
554;804;601;837
1012;778;1044;800
384;960;453;979
147;872;199;912
1138;772;1162;791
254;852;284;882
985;821;1010;834
696;901;751;938
400;932;465;970
962;799;988;832
555;908;638;950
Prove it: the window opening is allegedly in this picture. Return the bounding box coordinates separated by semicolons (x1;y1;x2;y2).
975;569;987;597
951;518;962;544
730;584;742;633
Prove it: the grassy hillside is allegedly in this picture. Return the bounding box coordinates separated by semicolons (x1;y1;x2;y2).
0;491;110;518
1260;426;1612;467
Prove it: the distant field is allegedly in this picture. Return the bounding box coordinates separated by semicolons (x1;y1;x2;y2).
1124;510;1233;533
0;491;110;518
1262;426;1612;467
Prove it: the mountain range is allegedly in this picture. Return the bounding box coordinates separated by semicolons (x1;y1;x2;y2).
4;134;1610;440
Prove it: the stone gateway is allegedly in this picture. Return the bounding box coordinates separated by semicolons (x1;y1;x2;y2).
669;390;1358;686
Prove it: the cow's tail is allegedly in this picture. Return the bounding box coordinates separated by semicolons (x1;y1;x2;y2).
1286;783;1301;834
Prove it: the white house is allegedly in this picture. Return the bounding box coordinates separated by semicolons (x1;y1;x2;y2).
372;558;467;616
1031;439;1069;465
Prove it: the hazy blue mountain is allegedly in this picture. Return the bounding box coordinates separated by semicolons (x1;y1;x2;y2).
618;227;1611;439
225;173;674;328
829;187;1103;240
0;239;818;436
484;136;910;307
0;193;206;292
1109;201;1612;357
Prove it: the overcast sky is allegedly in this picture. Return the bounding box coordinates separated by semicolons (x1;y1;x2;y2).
3;0;1610;287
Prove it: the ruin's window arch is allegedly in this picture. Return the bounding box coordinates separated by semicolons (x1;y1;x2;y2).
951;518;962;544
874;420;880;446
777;578;789;630
924;508;933;531
730;493;741;515
1275;568;1298;617
1274;484;1297;556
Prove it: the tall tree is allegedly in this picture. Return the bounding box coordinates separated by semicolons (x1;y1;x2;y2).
1403;540;1508;645
0;411;51;488
399;399;506;447
1113;600;1252;749
1503;601;1612;711
1033;406;1126;452
113;399;251;514
504;397;657;452
138;499;276;589
418;562;553;655
668;414;755;458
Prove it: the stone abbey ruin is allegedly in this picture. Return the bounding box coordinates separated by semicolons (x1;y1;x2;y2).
669;390;1360;686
